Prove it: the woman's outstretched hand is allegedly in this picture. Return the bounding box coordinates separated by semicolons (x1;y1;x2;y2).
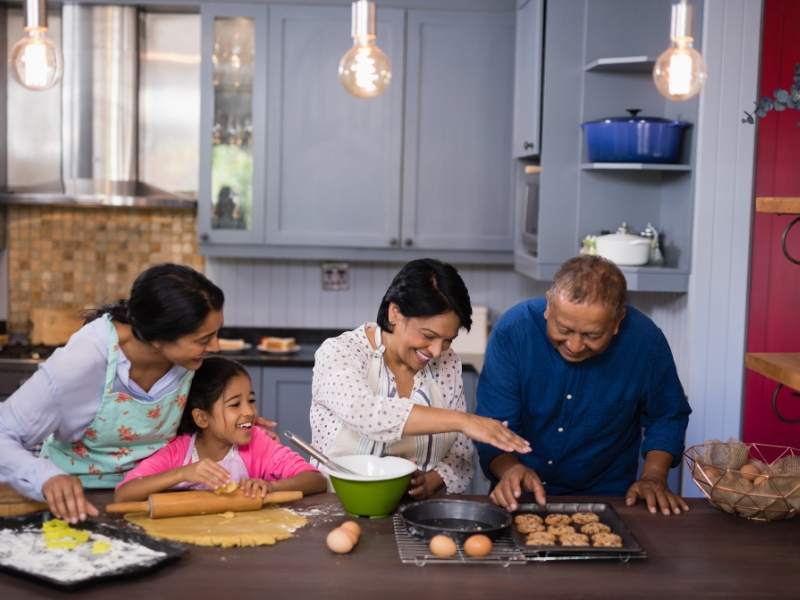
42;475;99;524
460;415;532;454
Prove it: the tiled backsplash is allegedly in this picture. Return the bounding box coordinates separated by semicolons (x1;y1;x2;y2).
6;205;203;334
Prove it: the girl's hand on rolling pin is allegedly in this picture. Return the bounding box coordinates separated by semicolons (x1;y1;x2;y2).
241;478;273;499
42;474;99;524
180;458;231;490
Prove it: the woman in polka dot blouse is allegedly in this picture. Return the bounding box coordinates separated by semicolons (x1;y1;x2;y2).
311;259;531;498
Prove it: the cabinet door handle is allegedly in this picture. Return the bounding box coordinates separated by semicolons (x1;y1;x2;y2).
200;233;210;242
523;141;534;151
389;237;399;247
403;238;414;247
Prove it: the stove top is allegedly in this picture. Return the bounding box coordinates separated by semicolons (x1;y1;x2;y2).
0;345;57;360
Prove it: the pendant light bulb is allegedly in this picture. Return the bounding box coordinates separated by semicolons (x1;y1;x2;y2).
653;0;707;101
10;0;63;91
338;0;391;99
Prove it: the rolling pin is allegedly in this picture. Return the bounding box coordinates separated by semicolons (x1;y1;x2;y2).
106;490;303;519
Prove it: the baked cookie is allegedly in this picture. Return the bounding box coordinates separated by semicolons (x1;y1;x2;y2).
592;532;623;548
517;521;545;534
544;513;571;526
514;514;545;533
514;513;543;526
580;522;611;535
571;511;600;525
559;532;590;547
547;524;576;537
525;531;556;546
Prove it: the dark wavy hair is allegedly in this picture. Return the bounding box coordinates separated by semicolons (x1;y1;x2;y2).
85;263;224;342
377;258;472;332
179;357;251;435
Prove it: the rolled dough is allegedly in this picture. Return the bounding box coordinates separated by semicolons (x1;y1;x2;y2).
124;507;307;547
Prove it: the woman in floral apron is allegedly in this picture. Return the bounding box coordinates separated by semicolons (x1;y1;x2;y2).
311;259;531;499
0;264;226;523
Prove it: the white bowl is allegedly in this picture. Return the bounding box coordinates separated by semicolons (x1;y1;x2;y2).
320;454;417;482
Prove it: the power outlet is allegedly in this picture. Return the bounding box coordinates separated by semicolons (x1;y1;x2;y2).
321;262;350;291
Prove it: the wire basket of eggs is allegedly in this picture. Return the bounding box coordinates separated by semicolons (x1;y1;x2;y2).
684;440;800;522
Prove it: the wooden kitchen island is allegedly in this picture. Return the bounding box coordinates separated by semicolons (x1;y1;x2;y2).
1;492;798;599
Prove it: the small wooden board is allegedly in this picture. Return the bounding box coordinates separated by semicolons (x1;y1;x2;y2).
745;353;800;391
755;197;800;214
0;484;48;517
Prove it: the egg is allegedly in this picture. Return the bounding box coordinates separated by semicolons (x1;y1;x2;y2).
739;463;761;481
463;534;492;557
340;520;362;540
703;465;722;482
326;528;354;554
429;535;457;558
338;526;359;546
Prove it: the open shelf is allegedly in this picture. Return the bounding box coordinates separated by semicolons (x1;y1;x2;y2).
584;56;656;72
756;197;800;214
582;163;691;171
514;251;689;292
745;353;800;391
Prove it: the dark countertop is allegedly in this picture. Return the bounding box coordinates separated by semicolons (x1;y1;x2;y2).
1;493;799;599
0;327;479;372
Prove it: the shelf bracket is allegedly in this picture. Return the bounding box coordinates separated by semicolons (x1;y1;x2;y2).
771;383;800;424
780;215;800;265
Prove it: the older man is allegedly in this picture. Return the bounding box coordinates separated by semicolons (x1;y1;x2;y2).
476;256;691;515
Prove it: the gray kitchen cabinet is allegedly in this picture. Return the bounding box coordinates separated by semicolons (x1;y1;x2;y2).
514;0;702;292
200;4;516;264
401;10;515;252
265;5;405;249
511;0;544;158
0;362;38;402
198;3;268;245
245;365;262;404
260;366;313;444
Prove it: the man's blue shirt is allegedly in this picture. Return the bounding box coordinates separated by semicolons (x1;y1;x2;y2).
476;298;690;496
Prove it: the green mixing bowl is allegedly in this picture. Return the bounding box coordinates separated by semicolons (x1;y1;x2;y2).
325;455;416;518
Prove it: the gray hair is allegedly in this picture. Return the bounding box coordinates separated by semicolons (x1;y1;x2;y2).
546;256;627;315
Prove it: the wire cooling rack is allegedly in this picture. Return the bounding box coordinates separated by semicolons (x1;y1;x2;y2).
392;514;646;566
392;514;525;567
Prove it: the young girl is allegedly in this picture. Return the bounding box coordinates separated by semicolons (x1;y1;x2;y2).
115;357;326;501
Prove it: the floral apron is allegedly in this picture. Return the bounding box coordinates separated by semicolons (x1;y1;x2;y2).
40;315;194;488
328;326;457;472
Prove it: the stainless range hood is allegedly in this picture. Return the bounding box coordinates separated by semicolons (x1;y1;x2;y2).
0;4;199;209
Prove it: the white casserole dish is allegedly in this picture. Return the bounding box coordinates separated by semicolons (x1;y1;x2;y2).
595;231;651;266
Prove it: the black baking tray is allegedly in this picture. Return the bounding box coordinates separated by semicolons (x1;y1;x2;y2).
512;502;646;558
399;499;512;543
0;513;186;590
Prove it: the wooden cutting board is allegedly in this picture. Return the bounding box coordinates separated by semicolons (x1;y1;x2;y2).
30;307;84;346
0;484;48;517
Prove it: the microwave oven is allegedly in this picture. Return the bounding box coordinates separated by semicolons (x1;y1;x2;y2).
520;169;539;256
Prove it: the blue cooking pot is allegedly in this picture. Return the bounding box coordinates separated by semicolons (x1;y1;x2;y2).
581;109;692;163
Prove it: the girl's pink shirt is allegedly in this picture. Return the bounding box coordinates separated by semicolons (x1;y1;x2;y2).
117;426;317;488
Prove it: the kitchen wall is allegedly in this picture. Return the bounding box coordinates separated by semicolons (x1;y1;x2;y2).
5;206;202;335
744;0;800;446
207;258;690;383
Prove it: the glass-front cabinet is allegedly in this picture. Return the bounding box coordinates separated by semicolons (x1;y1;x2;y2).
198;4;267;244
